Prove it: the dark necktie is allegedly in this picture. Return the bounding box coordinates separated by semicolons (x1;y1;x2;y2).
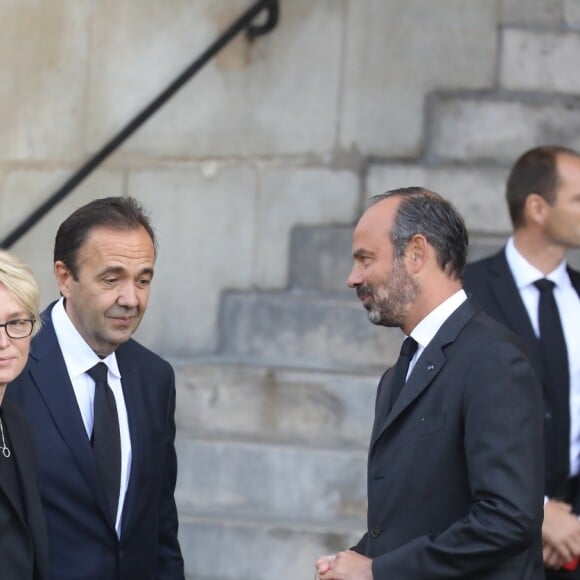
534;278;570;488
389;337;419;410
87;362;121;520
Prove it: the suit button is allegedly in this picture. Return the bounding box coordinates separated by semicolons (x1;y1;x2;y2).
370;527;381;538
545;411;552;420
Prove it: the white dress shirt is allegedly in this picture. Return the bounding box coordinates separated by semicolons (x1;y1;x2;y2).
52;298;132;536
505;237;580;477
406;289;468;378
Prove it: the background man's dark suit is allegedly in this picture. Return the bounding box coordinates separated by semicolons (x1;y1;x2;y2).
464;250;580;502
7;304;183;580
351;299;545;578
0;399;48;580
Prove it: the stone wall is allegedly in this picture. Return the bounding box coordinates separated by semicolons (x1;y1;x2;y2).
1;0;579;357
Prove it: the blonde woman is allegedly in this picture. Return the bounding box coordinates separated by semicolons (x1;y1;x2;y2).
0;249;47;579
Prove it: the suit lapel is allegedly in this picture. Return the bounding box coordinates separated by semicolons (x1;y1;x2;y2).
28;312;112;525
369;368;394;444
488;252;540;354
371;299;479;451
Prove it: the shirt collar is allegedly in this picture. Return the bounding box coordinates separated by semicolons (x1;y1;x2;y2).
410;289;467;350
52;298;121;379
505;236;568;290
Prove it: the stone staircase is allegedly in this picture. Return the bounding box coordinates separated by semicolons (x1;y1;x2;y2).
172;224;396;580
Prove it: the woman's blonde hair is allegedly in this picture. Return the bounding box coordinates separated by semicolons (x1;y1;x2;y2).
0;249;42;336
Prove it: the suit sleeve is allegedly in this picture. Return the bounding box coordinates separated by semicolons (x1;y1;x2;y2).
371;337;544;578
350;532;369;555
156;367;185;579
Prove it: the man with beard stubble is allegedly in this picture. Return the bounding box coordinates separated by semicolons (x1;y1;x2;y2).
315;187;544;579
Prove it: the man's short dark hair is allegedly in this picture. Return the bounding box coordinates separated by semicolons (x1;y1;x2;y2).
506;145;580;228
54;196;156;279
371;186;468;279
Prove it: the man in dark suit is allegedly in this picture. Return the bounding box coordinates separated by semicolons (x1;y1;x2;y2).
315;187;544;579
7;197;184;580
464;146;580;578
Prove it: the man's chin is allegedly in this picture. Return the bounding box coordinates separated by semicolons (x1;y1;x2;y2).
367;310;399;328
108;326;136;345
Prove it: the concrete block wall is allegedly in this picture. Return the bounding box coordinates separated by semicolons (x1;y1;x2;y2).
6;0;578;356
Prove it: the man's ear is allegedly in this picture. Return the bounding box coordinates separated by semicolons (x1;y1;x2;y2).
406;235;428;273
524;193;550;226
54;261;73;298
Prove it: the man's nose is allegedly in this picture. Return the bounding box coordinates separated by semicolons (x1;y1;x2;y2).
347;264;361;288
117;282;139;307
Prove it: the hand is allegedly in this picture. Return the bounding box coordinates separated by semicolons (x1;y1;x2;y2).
542;500;580;569
315;550;373;580
315;555;335;579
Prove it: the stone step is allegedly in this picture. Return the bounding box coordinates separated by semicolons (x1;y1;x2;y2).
175;438;367;523
218;290;403;371
178;512;364;580
173;360;377;448
429;94;580;163
289;225;354;294
366;163;511;234
500;28;580;95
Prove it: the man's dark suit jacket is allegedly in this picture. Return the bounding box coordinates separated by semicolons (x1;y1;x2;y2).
463;249;580;498
352;299;545;578
6;303;185;580
0;399;48;580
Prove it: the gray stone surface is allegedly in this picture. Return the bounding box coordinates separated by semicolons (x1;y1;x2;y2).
174;360;376;447
341;0;496;156
86;0;343;157
175;439;367;520
500;0;563;25
290;225;354;293
467;237;506;263
252;168;359;288
178;514;363;580
430;96;580;164
565;0;580;25
367;163;511;234
219;290;403;372
131;164;257;356
0;1;88;160
501;29;580;94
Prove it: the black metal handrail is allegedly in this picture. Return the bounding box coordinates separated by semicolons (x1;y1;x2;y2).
1;0;279;249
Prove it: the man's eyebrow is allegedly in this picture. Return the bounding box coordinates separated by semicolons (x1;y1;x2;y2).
98;266;124;276
98;266;154;276
138;267;155;277
353;248;371;259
